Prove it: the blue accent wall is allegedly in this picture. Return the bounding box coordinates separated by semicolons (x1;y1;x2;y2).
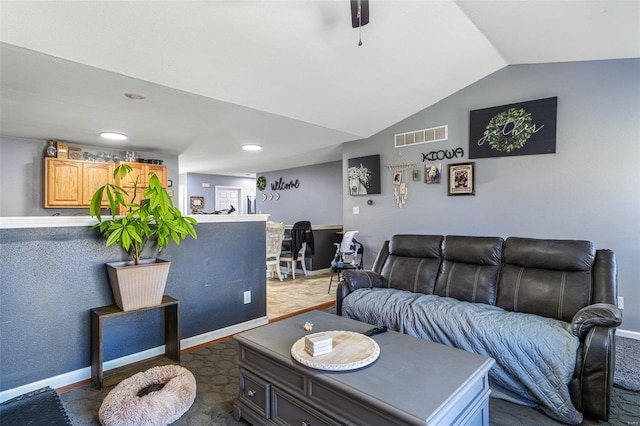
0;220;266;391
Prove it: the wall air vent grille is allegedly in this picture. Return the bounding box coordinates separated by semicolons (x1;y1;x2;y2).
394;125;448;148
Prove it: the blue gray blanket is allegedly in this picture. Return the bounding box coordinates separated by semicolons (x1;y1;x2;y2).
342;288;582;424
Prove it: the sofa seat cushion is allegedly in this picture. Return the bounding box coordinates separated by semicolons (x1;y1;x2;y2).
342;287;416;331
342;288;582;424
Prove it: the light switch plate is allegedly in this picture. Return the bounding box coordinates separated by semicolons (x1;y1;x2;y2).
353;206;360;214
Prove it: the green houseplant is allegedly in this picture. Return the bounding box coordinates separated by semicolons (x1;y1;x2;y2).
90;163;197;311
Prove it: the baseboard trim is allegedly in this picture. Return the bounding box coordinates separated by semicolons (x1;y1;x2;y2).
180;316;268;349
617;328;640;340
310;268;332;275
0;316;268;403
280;267;332;277
269;301;335;323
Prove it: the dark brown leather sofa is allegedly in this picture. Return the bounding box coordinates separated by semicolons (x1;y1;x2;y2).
336;235;622;422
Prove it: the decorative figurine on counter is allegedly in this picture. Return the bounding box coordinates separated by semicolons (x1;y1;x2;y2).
45;140;57;158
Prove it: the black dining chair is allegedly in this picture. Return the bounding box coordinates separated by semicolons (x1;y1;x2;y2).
280;221;314;279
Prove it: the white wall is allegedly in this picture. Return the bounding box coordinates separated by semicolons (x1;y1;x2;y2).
343;59;640;331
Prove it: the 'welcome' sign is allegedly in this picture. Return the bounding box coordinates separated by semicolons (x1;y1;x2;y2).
469;97;557;159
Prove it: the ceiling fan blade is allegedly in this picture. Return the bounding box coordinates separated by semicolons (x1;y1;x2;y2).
350;0;369;28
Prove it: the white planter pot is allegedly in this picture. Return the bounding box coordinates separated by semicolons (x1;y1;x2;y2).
106;258;171;311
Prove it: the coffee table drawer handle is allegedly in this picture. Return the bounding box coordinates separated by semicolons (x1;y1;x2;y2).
247;390;257;398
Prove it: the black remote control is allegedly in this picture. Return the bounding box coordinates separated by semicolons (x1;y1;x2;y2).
362;325;388;337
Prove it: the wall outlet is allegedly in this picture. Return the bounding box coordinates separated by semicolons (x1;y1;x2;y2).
202;183;210;188
617;296;624;309
353;206;360;215
244;291;251;304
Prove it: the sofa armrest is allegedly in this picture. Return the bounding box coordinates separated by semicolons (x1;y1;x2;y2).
571;303;622;339
336;271;385;316
579;326;616;420
341;270;385;292
336;282;349;316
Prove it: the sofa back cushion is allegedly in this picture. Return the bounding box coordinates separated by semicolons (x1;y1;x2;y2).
434;236;503;305
496;237;595;322
380;235;443;294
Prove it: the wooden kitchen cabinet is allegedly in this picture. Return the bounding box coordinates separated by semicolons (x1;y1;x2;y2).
117;162;168;189
146;164;168;188
114;162;169;214
44;158;166;209
45;158;83;207
46;158;114;207
81;161;115;206
117;161;147;189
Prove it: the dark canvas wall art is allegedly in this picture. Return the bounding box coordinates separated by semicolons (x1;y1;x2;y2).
347;154;381;196
469;97;557;159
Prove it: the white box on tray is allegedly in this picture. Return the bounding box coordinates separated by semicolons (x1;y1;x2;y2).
304;332;333;356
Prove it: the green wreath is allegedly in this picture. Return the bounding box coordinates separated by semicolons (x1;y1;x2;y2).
485;108;535;153
256;176;267;191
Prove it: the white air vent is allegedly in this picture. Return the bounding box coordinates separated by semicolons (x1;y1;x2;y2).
394;125;448;148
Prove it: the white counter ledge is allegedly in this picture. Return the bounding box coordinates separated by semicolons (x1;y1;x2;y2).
0;214;270;229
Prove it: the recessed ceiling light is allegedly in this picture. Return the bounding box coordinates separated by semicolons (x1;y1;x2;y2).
100;132;128;141
242;144;262;151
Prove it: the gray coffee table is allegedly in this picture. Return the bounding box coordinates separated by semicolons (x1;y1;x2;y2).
233;310;495;425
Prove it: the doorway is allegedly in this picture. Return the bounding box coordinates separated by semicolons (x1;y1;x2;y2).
215;186;242;214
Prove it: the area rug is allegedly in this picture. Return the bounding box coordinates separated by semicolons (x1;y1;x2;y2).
0;386;71;426
60;337;639;426
615;336;640;391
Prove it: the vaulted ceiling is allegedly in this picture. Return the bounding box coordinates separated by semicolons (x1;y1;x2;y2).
1;1;638;176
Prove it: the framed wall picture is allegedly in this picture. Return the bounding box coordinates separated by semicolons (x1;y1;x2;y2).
393;171;402;185
448;162;475;196
190;196;204;211
425;163;441;184
347;154;381;196
469;97;557;159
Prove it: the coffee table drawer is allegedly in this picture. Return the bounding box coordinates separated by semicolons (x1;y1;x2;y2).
239;369;270;418
272;388;334;426
309;379;403;425
241;346;306;392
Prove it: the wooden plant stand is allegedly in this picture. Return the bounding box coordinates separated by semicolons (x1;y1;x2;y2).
91;295;180;389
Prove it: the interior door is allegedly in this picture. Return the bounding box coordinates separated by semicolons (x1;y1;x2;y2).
215;186;241;214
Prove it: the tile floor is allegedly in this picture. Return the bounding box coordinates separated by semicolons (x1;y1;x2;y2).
266;270;336;320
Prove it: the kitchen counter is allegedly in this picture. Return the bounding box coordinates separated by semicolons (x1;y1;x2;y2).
0;214;270;229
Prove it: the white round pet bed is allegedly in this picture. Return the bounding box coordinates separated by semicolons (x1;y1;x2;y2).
99;365;196;426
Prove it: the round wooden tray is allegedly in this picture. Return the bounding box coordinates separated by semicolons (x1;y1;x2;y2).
291;330;380;371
